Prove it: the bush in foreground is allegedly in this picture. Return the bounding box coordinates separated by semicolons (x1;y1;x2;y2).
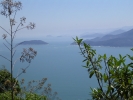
74;37;133;100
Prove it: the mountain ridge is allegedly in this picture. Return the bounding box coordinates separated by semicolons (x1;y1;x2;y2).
72;28;133;47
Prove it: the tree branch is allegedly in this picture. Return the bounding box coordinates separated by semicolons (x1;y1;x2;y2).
5;38;11;45
12;26;27;40
12;50;16;58
15;64;30;79
0;55;11;62
78;43;106;98
0;26;11;36
3;43;11;51
12;22;21;40
14;26;27;32
13;10;17;20
13;57;19;69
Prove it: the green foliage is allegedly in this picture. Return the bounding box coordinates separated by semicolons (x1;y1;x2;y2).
24;93;46;100
75;37;133;100
0;67;20;95
0;92;20;100
0;91;47;100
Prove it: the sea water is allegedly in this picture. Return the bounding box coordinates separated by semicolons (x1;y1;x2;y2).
0;41;132;100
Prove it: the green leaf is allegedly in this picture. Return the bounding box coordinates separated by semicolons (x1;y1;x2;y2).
82;66;89;68
128;79;132;84
131;48;133;51
89;71;94;78
98;55;102;62
83;42;87;48
103;54;106;60
119;54;122;59
83;58;87;62
103;74;108;82
127;54;133;60
86;61;89;66
78;39;83;44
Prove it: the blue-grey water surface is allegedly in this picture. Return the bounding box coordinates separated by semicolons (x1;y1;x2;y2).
0;41;132;100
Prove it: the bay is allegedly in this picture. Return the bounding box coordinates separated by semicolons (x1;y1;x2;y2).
0;41;132;100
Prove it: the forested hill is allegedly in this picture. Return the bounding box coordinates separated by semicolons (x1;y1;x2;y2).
16;40;48;46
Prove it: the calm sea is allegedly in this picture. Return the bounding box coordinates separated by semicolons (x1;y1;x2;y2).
0;40;132;100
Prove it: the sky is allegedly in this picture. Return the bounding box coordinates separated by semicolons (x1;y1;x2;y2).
0;0;133;39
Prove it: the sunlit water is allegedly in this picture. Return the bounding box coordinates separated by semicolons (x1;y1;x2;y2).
0;41;132;100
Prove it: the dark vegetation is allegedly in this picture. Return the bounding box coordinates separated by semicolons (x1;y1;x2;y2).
0;67;20;95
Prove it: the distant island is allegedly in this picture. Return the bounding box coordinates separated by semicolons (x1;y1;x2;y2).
16;40;48;46
72;28;133;47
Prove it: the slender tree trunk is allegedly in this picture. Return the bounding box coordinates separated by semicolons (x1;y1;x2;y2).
9;14;14;100
11;32;13;100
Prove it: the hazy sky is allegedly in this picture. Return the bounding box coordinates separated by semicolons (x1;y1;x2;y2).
0;0;133;38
